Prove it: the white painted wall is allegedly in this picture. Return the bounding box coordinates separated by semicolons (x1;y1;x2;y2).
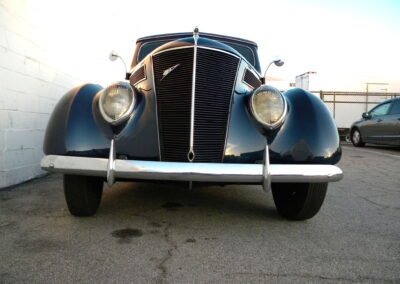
0;1;119;188
0;2;76;187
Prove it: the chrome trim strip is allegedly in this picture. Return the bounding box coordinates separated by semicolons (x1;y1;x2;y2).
150;56;162;161
188;33;199;161
41;155;344;184
107;139;116;186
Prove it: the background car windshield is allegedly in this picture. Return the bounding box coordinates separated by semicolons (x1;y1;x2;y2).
371;102;391;116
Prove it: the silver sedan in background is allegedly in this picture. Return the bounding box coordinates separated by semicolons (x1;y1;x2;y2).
350;98;400;146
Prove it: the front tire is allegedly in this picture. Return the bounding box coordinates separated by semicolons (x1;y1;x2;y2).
63;175;104;217
351;128;365;147
272;183;327;221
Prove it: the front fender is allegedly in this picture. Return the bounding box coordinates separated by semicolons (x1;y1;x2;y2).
269;88;341;164
43;82;160;160
43;84;110;157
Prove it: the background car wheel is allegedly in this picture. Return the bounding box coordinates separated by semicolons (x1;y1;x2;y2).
272;183;327;221
63;175;104;217
351;128;365;147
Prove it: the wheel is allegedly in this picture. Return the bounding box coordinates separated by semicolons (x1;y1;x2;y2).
63;175;104;216
272;183;327;221
350;128;365;147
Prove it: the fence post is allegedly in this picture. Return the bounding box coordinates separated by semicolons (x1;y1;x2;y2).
333;92;336;118
319;90;323;100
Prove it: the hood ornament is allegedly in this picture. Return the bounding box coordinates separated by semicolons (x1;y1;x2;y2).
161;64;180;81
193;27;199;44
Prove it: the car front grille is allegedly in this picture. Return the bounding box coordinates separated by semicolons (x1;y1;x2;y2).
153;47;240;162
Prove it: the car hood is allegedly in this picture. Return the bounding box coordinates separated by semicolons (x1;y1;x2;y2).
149;37;242;59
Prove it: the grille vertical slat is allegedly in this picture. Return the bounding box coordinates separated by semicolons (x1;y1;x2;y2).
153;47;239;162
153;49;193;162
193;49;239;162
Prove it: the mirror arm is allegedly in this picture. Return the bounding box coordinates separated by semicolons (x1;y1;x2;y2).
109;50;129;80
118;57;128;74
263;61;274;80
263;58;284;82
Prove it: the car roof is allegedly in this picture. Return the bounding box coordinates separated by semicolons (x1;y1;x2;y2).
136;32;258;48
380;97;400;104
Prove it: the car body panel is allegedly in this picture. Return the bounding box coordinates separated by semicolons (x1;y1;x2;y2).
351;98;400;145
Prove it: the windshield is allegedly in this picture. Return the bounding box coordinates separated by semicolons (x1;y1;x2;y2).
137;40;256;67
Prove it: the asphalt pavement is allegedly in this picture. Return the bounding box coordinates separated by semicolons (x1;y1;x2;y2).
0;145;399;283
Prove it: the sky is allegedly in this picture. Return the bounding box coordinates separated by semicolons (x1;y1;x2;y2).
29;0;400;92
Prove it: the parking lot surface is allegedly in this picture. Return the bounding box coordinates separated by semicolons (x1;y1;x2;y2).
1;145;399;283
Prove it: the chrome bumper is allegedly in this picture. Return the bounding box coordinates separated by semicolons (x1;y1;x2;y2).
41;144;343;191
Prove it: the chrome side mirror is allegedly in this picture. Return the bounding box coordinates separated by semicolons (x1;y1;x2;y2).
108;50;130;80
264;56;284;81
273;58;284;67
109;50;120;61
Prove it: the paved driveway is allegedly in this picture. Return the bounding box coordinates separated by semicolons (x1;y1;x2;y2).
1;145;399;283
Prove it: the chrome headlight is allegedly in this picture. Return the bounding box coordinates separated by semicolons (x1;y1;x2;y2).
250;85;287;129
99;82;135;124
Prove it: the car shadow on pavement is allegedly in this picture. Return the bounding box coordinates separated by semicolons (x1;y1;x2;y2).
99;181;282;222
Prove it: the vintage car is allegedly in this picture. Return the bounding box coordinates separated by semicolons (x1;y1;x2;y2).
41;29;343;220
350;97;400;147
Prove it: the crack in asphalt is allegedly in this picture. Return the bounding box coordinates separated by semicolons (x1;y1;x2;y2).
355;193;400;210
227;271;399;283
156;222;177;284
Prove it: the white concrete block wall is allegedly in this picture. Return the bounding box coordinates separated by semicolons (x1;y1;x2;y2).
0;10;69;188
0;1;80;188
0;0;132;188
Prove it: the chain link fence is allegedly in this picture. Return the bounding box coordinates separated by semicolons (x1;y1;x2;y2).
310;91;400;140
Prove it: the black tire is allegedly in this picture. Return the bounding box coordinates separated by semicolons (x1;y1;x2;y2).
350;128;365;147
63;175;104;217
272;183;327;221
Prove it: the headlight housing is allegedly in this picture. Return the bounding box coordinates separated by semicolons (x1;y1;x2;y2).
250;85;287;129
99;82;135;125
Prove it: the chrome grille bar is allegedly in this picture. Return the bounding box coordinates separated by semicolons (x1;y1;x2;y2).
188;29;199;162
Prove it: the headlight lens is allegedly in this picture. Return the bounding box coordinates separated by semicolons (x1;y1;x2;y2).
250;85;287;129
99;82;135;124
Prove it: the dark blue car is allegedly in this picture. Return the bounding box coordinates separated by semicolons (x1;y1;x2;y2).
41;30;343;220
